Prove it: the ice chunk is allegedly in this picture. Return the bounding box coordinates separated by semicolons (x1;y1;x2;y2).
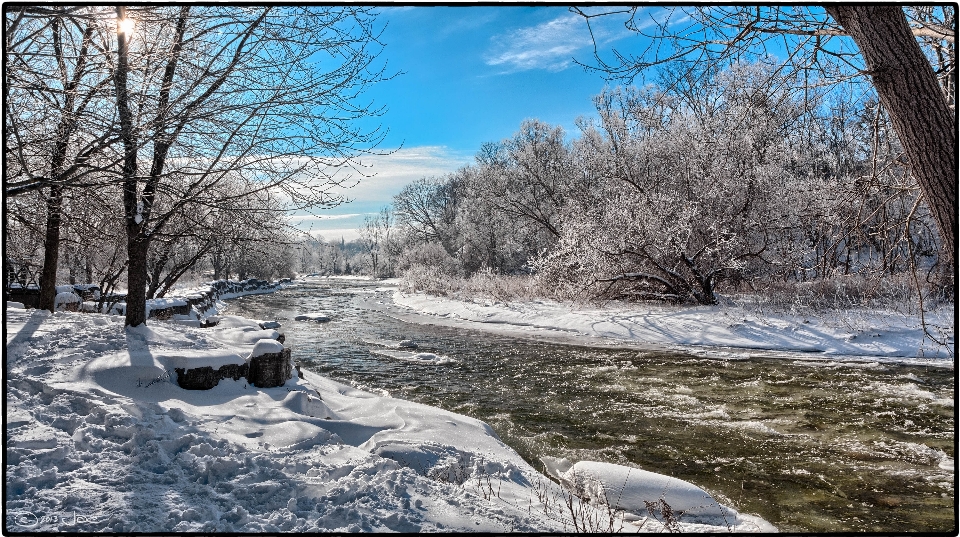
295;313;331;323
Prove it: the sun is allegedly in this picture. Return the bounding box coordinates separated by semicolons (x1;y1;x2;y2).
117;17;135;35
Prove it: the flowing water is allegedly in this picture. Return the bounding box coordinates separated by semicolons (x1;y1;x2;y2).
226;280;955;532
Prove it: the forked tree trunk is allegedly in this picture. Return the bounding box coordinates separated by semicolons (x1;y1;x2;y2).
826;5;957;271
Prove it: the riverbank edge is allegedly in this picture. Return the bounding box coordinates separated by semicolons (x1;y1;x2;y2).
386;288;955;367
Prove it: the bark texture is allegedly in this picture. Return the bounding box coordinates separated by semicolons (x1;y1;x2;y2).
826;5;957;270
114;6;147;326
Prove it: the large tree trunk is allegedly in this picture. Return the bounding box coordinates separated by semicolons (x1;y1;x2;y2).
826;5;957;271
114;6;147;326
38;184;64;311
125;236;150;325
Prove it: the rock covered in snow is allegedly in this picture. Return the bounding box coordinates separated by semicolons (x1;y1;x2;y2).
250;338;284;357
295;313;331;323
398;339;418;349
247;341;293;388
259;320;282;329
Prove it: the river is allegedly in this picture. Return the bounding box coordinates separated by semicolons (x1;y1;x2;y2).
225;279;955;532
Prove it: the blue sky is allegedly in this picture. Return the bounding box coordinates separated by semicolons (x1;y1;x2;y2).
293;6;647;241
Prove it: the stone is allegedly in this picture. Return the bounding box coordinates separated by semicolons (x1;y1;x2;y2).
175;363;249;390
247;348;293;388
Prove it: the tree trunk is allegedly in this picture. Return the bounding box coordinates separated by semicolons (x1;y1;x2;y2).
114;5;146;326
826;5;957;270
37;20;93;311
38;184;64;311
125;236;150;324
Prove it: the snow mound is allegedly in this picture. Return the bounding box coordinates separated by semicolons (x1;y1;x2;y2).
54;291;81;306
250;338;285;358
542;458;741;523
206;315;281;352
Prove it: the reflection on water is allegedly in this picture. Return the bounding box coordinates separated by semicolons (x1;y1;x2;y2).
226;280;955;533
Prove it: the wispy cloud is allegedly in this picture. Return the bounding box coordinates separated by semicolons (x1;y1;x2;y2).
288;213;367;223
286;145;472;240
485;14;592;73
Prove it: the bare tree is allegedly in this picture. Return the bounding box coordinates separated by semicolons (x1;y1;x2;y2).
573;5;956;271
358;207;394;279
5;6;118;311
110;5;391;325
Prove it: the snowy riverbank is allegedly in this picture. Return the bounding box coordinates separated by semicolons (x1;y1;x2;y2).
5;303;774;532
392;291;955;366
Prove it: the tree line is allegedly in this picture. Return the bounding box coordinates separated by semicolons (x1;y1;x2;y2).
4;5;389;325
377;59;949;307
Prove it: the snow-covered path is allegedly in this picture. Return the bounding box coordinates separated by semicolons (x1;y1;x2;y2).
392;291;954;364
5;306;772;532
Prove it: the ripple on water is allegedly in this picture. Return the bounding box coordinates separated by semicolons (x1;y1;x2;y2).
225;281;956;533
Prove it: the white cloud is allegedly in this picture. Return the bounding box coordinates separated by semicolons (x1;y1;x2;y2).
485;14;592;73
289;213;367;222
307;226;362;243
483;8;678;74
286;145;471;239
326;145;472;204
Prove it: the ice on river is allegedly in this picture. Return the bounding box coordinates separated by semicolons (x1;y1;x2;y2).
5;304;772;532
370;348;456;365
294;312;332;323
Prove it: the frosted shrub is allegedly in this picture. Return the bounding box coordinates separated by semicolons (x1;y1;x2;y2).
400;265;551;303
400;265;451;295
395;242;461;277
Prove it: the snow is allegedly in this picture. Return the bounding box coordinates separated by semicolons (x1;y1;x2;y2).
250;338;285;358
294;313;331;323
541;458;775;531
5;304;771;532
206;315;282;353
53;292;80;308
146;297;188;309
392;291;954;365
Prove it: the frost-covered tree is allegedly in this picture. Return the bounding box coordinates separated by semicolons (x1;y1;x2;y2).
573;5;956;273
358;207;395;279
5;6;119;311
537;62;816;304
111;5;390;325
